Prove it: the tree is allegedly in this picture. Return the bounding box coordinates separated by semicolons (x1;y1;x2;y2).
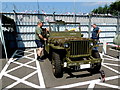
97;6;103;14
92;9;98;14
91;1;120;16
103;4;109;14
109;1;120;16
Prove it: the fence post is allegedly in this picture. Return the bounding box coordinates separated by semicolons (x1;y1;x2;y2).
13;10;18;48
88;14;92;38
74;14;76;23
117;12;120;34
53;12;56;21
53;12;56;31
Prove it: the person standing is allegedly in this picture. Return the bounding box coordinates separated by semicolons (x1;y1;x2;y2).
35;20;48;61
91;24;101;51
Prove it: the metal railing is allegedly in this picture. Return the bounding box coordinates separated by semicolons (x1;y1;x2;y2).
1;13;120;48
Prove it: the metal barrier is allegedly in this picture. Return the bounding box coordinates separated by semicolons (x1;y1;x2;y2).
2;13;120;48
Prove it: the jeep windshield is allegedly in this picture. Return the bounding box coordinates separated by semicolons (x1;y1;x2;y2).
48;20;81;32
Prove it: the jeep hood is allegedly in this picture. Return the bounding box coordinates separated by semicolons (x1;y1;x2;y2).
49;37;92;45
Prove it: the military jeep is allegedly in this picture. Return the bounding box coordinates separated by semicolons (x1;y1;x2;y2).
45;20;102;78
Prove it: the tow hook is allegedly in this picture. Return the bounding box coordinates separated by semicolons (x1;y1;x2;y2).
99;70;105;82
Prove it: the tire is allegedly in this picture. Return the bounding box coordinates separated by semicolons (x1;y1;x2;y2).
52;52;63;78
88;50;101;74
92;50;100;58
48;48;52;61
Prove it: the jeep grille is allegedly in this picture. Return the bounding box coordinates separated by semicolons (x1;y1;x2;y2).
70;40;90;56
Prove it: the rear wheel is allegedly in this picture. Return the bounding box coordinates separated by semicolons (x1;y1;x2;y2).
88;50;101;74
52;52;63;78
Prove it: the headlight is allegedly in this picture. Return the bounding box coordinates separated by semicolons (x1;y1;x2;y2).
64;43;69;48
90;42;93;46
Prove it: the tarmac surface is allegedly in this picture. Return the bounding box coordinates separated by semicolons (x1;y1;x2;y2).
0;45;120;89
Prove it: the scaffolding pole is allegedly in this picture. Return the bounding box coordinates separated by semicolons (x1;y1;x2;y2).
0;1;8;60
0;26;8;60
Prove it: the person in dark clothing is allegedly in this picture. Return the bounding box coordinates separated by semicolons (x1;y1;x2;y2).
91;24;101;51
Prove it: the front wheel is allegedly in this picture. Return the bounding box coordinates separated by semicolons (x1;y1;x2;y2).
88;50;101;74
52;52;63;78
88;63;101;74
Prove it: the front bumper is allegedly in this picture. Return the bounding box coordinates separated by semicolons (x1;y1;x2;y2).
63;57;102;69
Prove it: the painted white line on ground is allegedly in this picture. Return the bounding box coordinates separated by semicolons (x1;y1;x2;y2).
5;65;23;74
12;53;34;62
17;49;34;54
0;58;23;79
103;54;119;60
13;61;37;70
5;58;36;74
14;50;35;61
5;81;20;89
1;49;42;89
13;55;35;63
1;48;120;89
34;49;46;88
3;74;23;88
8;58;20;63
5;71;37;88
6;60;37;74
23;53;34;58
104;63;120;67
87;82;95;90
24;55;35;60
0;50;18;79
105;75;119;81
109;48;120;53
4;49;42;89
13;59;35;65
54;79;100;88
96;82;119;89
22;71;37;80
102;64;120;74
13;59;36;66
99;53;104;59
103;58;119;61
4;73;41;88
54;75;119;89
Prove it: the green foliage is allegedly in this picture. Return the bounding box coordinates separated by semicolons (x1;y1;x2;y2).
91;1;120;16
109;1;120;16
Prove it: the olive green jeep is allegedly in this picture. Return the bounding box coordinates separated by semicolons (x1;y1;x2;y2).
45;20;102;78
